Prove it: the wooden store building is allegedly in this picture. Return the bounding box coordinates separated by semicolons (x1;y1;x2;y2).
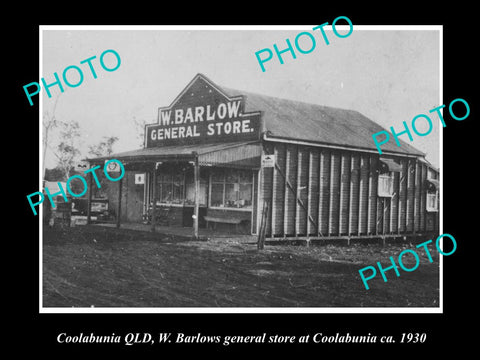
87;73;440;241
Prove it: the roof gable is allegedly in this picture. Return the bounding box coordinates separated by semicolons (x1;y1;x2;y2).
145;74;262;147
161;73;244;111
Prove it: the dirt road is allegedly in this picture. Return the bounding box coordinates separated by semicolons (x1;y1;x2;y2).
42;226;440;308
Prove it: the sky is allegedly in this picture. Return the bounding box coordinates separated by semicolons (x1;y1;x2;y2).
41;26;441;169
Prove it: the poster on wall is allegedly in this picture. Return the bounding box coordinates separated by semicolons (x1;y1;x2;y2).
134;173;145;185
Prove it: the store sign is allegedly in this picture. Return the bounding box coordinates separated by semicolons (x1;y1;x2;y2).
145;75;261;147
74;160;89;172
134;173;145;184
105;159;121;172
261;154;276;168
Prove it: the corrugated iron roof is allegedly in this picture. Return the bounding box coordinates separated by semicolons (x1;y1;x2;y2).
89;74;425;163
222;86;424;156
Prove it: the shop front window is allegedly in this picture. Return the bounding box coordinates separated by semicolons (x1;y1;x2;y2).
210;168;253;210
185;169;208;206
154;166;253;209
158;168;184;204
378;172;394;197
210;183;224;207
427;192;439;212
426;177;439;212
426;176;440;212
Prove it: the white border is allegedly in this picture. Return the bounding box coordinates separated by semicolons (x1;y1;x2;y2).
39;27;45;314
39;25;443;314
40;306;439;314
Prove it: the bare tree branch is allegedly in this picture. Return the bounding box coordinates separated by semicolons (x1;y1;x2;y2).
42;93;63;179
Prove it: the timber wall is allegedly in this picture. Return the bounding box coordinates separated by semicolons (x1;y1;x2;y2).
260;142;440;239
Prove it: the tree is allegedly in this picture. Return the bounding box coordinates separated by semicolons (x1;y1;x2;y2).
88;136;119;157
53;120;82;181
133;116;149;148
42;94;61;178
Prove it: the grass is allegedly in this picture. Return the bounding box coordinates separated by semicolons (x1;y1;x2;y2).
42;225;440;308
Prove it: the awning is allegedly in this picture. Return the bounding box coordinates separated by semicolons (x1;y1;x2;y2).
198;142;261;168
87;141;262;169
379;157;402;172
426;178;439;191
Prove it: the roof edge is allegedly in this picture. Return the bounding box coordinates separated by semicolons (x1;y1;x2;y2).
85;140;263;163
263;133;425;158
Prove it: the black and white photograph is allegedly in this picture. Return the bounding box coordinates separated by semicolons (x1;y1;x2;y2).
10;8;476;355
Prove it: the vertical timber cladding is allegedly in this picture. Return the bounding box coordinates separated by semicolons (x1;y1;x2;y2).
329;152;341;235
414;160;422;233
398;158;408;233
284;145;297;236
339;152;351;235
261;142;274;237
349;154;361;235
358;154;369;235
406;158;415;233
271;144;285;236
367;156;378;235
263;141;430;239
307;150;320;236
296;147;309;236
318;149;331;236
252;170;259;234
390;168;400;234
420;161;427;232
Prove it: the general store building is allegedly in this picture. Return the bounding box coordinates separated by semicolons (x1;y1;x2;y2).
88;73;440;241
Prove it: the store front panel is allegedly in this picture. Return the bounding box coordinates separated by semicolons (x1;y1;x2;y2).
142;163;256;233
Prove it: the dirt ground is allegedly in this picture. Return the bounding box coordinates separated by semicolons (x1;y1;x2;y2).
42;225;440;308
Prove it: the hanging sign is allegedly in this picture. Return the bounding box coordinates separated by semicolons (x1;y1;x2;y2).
105;159;121;172
135;173;145;184
261;154;276;168
74;160;90;172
